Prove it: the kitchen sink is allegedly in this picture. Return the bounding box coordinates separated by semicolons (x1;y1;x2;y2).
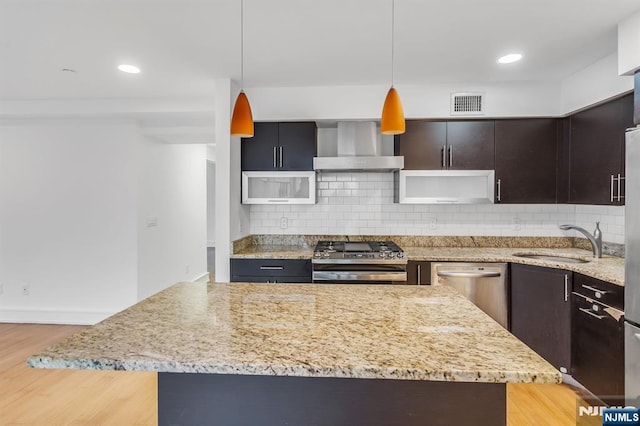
512;253;591;264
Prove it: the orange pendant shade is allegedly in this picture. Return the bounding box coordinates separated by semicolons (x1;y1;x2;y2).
380;87;405;135
230;91;254;138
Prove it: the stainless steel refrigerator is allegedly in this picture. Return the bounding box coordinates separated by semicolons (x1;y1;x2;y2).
626;126;640;406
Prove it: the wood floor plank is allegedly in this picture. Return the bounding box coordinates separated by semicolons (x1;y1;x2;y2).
0;323;156;425
1;323;588;425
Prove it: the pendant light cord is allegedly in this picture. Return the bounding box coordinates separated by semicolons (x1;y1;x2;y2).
391;0;395;87
240;0;244;89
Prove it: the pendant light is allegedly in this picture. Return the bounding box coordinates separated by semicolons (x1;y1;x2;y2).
231;0;254;137
380;0;405;135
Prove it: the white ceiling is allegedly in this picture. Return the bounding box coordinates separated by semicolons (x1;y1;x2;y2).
1;0;640;100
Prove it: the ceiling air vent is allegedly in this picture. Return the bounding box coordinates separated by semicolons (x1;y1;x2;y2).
451;92;485;116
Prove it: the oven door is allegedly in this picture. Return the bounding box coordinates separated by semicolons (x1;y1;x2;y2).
312;263;407;284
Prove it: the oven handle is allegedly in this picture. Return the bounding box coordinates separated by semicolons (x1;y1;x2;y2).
312;271;407;282
437;271;501;278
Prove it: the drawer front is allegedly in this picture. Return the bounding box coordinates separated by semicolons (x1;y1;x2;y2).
573;273;623;310
572;293;625;405
231;259;311;279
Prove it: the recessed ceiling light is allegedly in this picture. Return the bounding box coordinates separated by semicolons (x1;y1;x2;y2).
118;64;141;74
498;53;523;64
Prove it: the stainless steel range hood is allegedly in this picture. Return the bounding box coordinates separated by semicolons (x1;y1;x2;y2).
313;122;404;171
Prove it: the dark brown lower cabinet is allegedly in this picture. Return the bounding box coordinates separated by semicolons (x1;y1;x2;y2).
571;274;625;406
230;259;312;283
510;264;571;373
406;261;431;285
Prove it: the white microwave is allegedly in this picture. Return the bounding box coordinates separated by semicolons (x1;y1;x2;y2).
242;171;316;204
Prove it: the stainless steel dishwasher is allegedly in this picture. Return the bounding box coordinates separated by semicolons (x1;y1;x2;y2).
431;262;508;329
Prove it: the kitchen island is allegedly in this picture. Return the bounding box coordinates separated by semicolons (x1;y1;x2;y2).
29;281;560;425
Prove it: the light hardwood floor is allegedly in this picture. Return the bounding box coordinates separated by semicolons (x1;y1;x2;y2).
1;323;587;425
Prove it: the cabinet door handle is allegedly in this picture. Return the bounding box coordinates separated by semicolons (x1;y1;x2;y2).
441;145;446;168
448;146;452;168
273;146;277;168
579;307;605;320
497;179;501;202
260;266;284;270
618;174;625;202
611;174;615;203
417;264;421;285
564;275;568;302
437;271;501;278
279;146;283;168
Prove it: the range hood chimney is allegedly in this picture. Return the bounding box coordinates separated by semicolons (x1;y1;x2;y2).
313;122;404;172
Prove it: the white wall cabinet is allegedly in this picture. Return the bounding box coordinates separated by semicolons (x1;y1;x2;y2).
242;171;316;204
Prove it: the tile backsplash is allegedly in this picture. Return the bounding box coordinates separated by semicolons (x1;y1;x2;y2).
249;172;625;244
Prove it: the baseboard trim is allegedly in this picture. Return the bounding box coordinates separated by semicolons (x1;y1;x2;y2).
0;308;115;325
193;272;210;283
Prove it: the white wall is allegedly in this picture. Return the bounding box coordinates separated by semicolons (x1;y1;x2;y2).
249;172;625;244
246;50;635;121
0;120;208;323
618;11;640;75
561;52;633;115
136;135;208;301
249;81;562;121
214;79;251;281
207;161;216;247
0;121;139;324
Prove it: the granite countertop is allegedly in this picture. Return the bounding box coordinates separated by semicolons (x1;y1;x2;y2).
405;247;624;286
28;282;560;384
232;245;314;259
232;245;624;286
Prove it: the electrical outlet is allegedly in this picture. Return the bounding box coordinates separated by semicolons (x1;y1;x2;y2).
428;217;437;230
22;283;30;296
512;217;522;231
280;217;288;229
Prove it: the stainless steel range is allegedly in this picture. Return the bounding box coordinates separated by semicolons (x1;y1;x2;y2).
312;241;407;284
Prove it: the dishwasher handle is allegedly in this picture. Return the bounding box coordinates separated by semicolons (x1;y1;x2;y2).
437;270;501;278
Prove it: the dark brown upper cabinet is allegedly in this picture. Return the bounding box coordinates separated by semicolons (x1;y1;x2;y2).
395;120;494;170
241;122;317;171
494;118;559;204
568;93;633;205
394;120;446;170
446;121;495;170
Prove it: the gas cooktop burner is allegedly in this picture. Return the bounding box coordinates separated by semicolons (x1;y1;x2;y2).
312;240;408;283
312;240;406;263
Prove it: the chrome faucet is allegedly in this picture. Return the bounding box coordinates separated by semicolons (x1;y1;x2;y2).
559;222;602;258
